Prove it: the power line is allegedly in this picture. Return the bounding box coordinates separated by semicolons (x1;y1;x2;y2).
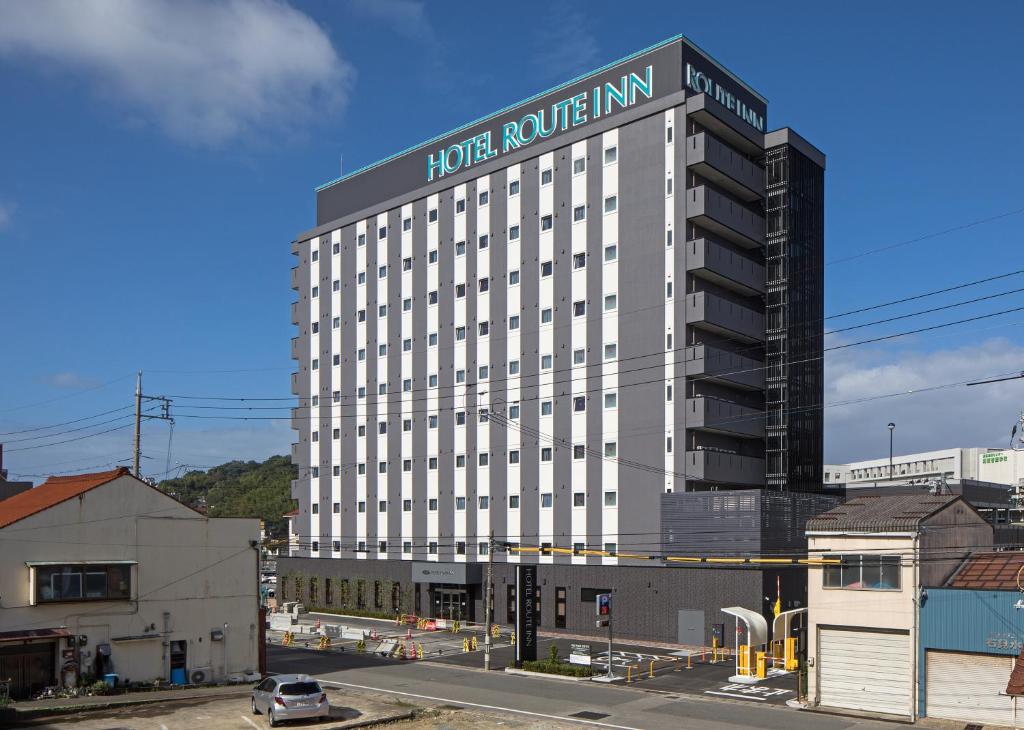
0;405;135;436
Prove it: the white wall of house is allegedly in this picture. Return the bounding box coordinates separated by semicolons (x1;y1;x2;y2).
0;475;259;685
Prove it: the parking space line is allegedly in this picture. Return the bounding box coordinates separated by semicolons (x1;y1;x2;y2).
241;715;260;728
704;690;767;701
316;679;642;730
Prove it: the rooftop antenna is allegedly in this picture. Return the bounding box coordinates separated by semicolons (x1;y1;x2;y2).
340;154;344;177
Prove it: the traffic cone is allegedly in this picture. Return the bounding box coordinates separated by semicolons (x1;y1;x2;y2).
406;627;413;640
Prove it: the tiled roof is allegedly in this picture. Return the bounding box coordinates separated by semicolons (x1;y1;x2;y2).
805;494;962;533
0;467;131;529
948;551;1024;590
283;509;299;517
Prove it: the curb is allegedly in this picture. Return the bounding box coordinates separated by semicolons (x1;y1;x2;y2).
6;688;253;721
321;710;419;729
503;667;593;682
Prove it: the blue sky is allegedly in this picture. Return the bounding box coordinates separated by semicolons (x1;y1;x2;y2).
1;0;1023;481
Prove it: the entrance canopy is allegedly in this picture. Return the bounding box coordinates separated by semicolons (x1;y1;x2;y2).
722;606;767;646
0;628;70;643
771;607;807;641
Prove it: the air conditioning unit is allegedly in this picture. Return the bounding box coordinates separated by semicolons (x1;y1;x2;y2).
189;667;212;685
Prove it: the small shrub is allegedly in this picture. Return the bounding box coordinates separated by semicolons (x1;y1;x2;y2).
548;644;560;663
518;660;593;678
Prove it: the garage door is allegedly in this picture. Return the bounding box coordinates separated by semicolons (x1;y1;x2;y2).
819;629;911;717
926;650;1013;725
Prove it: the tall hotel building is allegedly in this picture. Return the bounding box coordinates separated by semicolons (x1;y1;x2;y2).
282;36;827;643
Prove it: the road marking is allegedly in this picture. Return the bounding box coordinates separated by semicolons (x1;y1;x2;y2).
241;715;260;728
704;690;767;701
317;679;641;730
160;725;169;730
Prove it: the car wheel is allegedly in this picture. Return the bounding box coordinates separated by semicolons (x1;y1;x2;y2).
268;708;279;727
251;697;260;715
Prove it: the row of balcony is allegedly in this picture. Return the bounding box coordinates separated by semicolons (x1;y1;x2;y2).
685;396;764;439
685;450;765;487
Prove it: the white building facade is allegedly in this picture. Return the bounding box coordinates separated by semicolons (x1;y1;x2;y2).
0;468;260;698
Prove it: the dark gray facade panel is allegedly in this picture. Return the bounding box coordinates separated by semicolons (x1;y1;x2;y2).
387;208;403;559
618;114;668;544
279;556;785;645
411;199;429;559
551;150;573;561
519;163;540;548
438;192;455;561
487;170;509;548
584;136;604;565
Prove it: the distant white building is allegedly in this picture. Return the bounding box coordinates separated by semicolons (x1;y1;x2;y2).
825;448;1002;487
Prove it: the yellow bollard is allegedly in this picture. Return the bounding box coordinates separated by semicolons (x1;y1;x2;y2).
510;631;516;646
756;651;767;679
686;653;693;670
462;637;469;653
417;643;424;659
649;660;655;678
471;635;478;651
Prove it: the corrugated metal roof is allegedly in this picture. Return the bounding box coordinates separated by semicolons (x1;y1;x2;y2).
948;551;1024;590
805;493;960;533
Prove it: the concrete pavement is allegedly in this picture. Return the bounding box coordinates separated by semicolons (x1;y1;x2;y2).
268;644;897;730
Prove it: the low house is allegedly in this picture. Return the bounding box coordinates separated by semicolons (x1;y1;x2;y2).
804;493;992;720
0;467;260;699
918;550;1024;725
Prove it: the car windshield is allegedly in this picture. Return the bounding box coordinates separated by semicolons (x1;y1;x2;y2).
279;682;321;696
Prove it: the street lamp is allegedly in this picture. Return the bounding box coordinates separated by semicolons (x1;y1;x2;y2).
887;423;896;481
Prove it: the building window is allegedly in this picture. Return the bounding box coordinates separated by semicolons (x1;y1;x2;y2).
311;250;318;262
573;396;586;413
573;157;585;175
541;400;553;416
509;494;520;509
428;541;438;554
456;454;466;468
429;498;438;511
573;205;586;222
509;179;520;196
509;225;520;240
556;587;567;628
33;564;132;603
479;234;489;249
403;541;412;554
479;495;490;509
541;447;552;462
479;190;489;206
509;314;520;330
540;308;552;324
573;444;585;459
604;441;617;457
573;300;586;317
541;215;553;231
507;585;517;624
573;348;585;364
604;343;617;360
428;249;438;264
378;225;387;239
573;252;586;269
604;195;618;214
456;496;466;510
309;577;318;605
823;555;902;590
509;449;520;464
573;493;585;507
604;294;617;311
604;491;617;507
509;359;520;375
479;453;490;467
604;392;618;409
541;493;552;508
324;578;334;606
479;541;489;556
541;354;553;370
428;208;438;223
604;244;617;262
456;198;466;214
666;228;674;247
311;502;319;513
479;277;490;293
479;365;489;379
604;543;617;554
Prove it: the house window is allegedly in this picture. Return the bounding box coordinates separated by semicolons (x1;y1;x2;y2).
33;564;132;603
823;555;902;590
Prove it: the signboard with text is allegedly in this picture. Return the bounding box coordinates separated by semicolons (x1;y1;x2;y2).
515;565;538;666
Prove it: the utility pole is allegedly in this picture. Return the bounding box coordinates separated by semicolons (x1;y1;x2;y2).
133;371;143;476
888;422;896;481
131;372;174;481
483;530;494;671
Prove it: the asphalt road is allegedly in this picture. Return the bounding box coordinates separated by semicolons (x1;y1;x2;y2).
267;644;897;730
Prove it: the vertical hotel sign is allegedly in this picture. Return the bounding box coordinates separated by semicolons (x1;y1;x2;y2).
426;65;654;182
515;565;538;666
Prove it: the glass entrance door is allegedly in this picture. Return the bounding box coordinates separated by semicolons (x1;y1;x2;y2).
431;586;471;621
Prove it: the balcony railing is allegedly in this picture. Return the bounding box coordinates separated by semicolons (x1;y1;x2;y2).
686;186;765;249
686;238;765;295
686;133;765;201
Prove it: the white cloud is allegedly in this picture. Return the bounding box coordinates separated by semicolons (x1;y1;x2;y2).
0;0;352;146
39;372;102;389
825;338;1024;463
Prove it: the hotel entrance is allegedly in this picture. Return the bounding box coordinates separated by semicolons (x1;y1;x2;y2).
431;584;473;622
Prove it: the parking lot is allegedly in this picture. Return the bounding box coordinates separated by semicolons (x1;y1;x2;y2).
15;687;413;729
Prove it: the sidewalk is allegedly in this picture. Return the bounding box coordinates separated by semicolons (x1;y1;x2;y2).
5;683;252;720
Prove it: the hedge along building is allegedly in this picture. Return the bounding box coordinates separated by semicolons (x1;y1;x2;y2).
282;35;826;644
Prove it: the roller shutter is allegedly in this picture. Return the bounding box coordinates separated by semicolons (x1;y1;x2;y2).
819;628;911;717
925;650;1013;725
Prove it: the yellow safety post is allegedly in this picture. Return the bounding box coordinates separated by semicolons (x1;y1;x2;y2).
711;637;719;664
396;614;403;626
510;631;516;646
462;637;470;653
686;653;693;670
738;644;750;676
282;631;292;647
317;635;331;650
785;637;798;671
471;635;478;651
491;624;500;639
756;651;767;679
649;660;655;679
417;643;425;659
356;639;366;653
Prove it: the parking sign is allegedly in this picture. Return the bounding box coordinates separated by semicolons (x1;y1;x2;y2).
596;593;611;617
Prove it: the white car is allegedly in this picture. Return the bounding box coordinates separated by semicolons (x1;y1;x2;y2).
251;674;329;726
